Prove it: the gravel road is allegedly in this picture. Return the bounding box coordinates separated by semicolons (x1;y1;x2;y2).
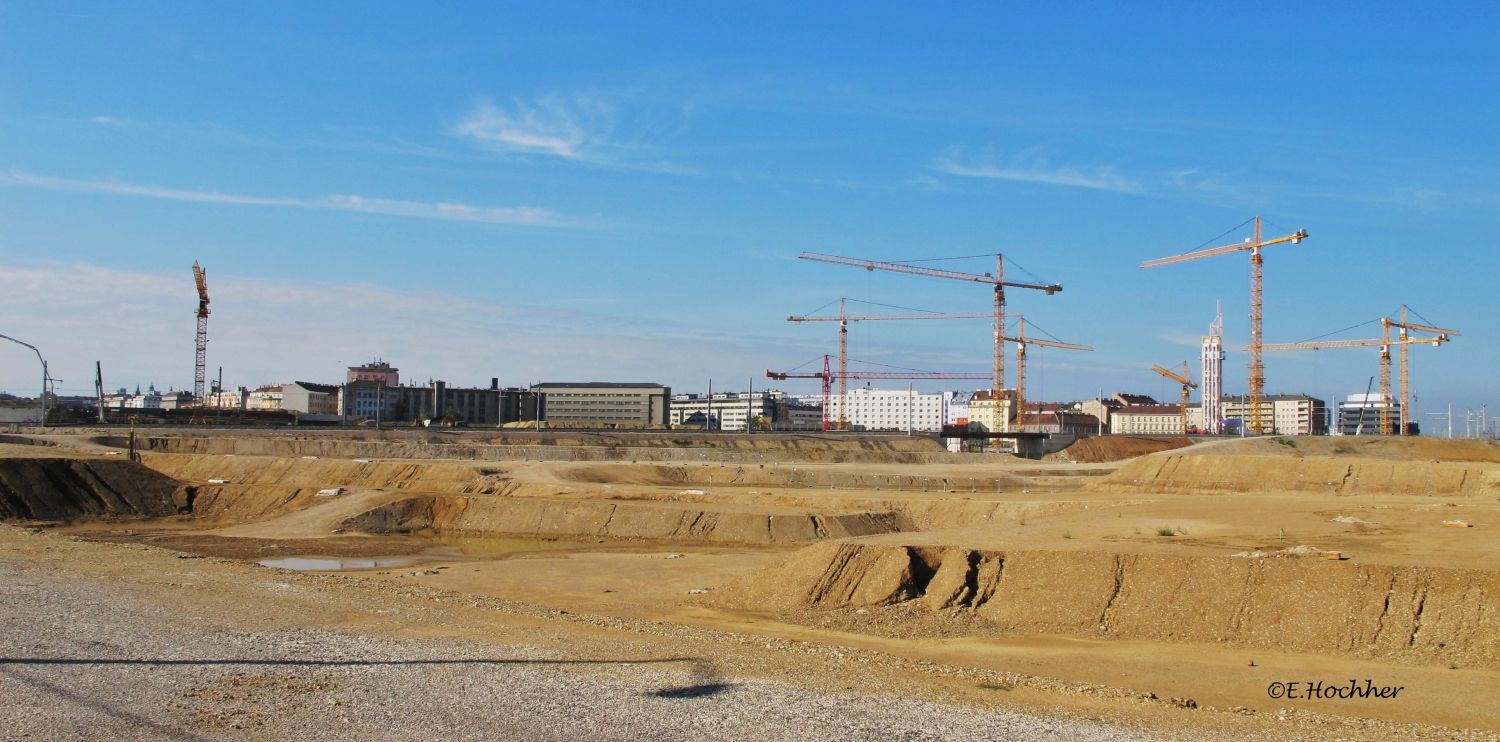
0;564;1162;741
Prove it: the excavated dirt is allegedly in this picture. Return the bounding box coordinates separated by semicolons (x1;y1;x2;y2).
1046;436;1193;463
0;457;184;520
1096;451;1500;497
712;542;1500;669
8;431;1500;735
342;495;908;544
102;430;967;464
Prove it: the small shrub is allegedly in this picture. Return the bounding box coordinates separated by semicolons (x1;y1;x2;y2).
1061;531;1073;539
978;682;1013;692
1157;527;1176;537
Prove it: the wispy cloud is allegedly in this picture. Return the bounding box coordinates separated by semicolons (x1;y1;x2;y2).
934;146;1144;195
451;94;698;175
0;170;576;228
453;94;616;160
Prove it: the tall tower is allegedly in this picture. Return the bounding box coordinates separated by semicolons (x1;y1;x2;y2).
1201;302;1224;434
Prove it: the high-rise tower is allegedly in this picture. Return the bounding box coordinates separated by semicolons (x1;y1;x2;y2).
1201;303;1224;434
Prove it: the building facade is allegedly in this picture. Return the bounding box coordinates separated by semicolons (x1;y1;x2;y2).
343;378;535;426
347;360;399;386
282;381;341;415
1201;305;1225;434
1110;404;1187;435
1223;394;1327;435
534;382;670;427
823;387;947;432
669;391;779;431
1337;393;1402;435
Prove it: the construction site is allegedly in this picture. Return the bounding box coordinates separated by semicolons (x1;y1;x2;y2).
1;214;1492;739
0;422;1494;739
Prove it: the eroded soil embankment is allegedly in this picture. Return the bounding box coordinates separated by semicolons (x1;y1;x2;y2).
718;542;1500;669
1094;453;1500;497
341;495;908;544
106;434;965;464
0;458;183;520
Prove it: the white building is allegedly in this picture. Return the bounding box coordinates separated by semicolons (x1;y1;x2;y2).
1337;393;1401;435
1111;404;1186;435
670;391;780;431
1201;304;1225;434
823;387;947;432
943;391;973;426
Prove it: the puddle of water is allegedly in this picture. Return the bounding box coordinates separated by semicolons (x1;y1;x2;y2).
258;556;414;571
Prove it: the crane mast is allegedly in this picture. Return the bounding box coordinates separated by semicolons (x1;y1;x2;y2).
1261;316;1454;435
192;261;210;402
1142;217;1308;435
765;356;989;432
788;304;996;431
798;251;1062;445
1002;320;1092;431
1151;362;1198;434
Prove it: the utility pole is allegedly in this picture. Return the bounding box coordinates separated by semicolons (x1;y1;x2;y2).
95;361;105;424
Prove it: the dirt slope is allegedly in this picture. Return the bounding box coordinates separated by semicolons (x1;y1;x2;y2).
715;542;1500;669
0;458;183;520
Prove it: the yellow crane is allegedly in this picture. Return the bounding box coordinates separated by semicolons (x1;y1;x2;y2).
1141;217;1308;435
1389;307;1461;435
1006;320;1092;431
192;261;210;402
788;299;993;430
1151;362;1198;434
1262;321;1453;435
799;252;1062;442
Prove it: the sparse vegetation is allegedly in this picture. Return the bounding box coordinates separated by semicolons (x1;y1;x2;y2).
978;682;1013;692
1273;437;1297;448
1157;527;1176;537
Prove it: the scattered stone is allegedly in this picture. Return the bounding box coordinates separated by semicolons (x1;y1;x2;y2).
665;553;686;560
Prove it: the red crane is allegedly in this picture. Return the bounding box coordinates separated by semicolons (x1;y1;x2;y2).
766;355;989;431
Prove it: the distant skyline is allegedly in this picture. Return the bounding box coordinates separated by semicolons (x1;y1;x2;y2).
2;4;1496;418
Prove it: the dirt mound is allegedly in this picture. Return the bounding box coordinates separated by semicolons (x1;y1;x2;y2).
1094;452;1500;497
1208;436;1500;463
715;542;1500;668
340;495;908;544
1045;436;1192;463
0;458;183;520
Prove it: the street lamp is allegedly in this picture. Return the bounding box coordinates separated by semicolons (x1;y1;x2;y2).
0;332;48;428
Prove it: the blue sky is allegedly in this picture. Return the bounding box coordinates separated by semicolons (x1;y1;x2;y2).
1;3;1496;419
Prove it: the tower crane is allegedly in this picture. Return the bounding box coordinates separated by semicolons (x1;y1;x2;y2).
1005;320;1092;432
192;261;210;402
1141;217;1308;435
798;252;1062;439
788;298;994;430
1262;320;1452;435
765;355;989;431
1151;362;1198;434
1389;307;1461;435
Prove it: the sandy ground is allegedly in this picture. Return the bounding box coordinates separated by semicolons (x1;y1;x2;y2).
7;430;1500;738
1;524;1476;741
